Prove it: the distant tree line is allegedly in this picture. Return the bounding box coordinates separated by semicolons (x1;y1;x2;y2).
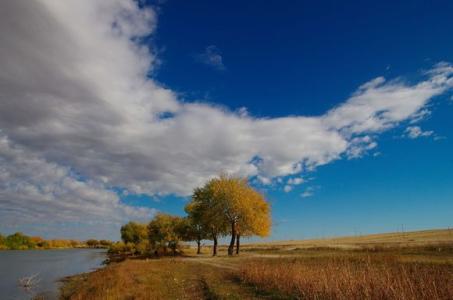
0;232;112;250
110;175;271;256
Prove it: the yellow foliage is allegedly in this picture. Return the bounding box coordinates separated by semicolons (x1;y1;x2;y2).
194;174;271;238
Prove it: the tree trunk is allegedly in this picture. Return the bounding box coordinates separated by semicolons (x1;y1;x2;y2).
212;235;218;256
196;240;201;254
228;222;236;256
236;234;240;255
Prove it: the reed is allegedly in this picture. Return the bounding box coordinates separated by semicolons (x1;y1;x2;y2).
238;255;453;299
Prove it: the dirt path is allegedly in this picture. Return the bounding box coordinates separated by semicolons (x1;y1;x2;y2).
186;258;238;270
182;252;295;270
62;255;275;299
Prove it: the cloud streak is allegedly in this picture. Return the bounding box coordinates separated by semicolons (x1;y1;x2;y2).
405;126;434;139
0;0;452;237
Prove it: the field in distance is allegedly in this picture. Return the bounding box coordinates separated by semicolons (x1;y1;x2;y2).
239;228;453;252
61;228;453;300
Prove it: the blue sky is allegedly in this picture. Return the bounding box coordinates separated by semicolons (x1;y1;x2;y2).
0;0;452;240
143;0;453;239
153;0;453;116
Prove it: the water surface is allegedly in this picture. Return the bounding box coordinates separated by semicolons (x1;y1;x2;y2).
0;249;106;299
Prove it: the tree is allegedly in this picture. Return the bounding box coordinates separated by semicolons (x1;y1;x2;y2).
210;176;247;255
177;216;209;255
187;183;229;256
120;222;148;244
5;232;35;250
135;240;150;255
148;213;183;256
70;240;81;248
208;175;271;255
234;188;271;254
0;234;6;250
86;239;99;248
30;236;48;249
108;241;127;254
99;240;112;247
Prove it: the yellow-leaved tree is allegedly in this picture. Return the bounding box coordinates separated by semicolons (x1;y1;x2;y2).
186;184;229;256
148;213;184;256
234;186;271;254
210;175;271;255
187;175;271;256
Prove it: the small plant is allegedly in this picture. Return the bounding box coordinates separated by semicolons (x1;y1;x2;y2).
18;273;40;294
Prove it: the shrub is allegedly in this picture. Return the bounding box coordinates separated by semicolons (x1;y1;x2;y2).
108;241;127;254
135;240;150;255
108;241;137;254
99;240;112;247
86;239;100;248
0;234;6;249
5;232;35;250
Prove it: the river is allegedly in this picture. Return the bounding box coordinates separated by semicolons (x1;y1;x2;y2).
0;249;106;299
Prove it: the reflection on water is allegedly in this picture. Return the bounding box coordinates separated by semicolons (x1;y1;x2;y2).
0;249;106;300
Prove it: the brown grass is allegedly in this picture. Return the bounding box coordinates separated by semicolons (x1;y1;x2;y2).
60;229;453;299
241;228;453;251
238;255;453;300
60;259;204;299
60;257;260;300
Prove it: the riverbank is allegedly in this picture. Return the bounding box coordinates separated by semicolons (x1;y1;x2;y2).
0;232;111;250
0;246;109;251
60;229;453;299
60;254;268;299
60;249;453;299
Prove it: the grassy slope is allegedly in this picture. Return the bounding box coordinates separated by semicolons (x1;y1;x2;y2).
60;228;453;300
242;228;453;248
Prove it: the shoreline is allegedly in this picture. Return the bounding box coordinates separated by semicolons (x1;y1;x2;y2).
58;246;453;299
56;229;453;299
59;271;94;300
0;247;109;251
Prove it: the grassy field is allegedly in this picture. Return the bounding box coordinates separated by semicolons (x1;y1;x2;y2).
60;229;453;299
240;228;453;250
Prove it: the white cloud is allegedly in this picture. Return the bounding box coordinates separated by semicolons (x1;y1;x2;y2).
283;185;292;193
301;187;315;198
409;108;431;124
196;45;225;70
0;0;453;237
284;176;305;192
0;134;154;239
301;191;313;198
405;126;434;139
257;175;272;185
346;136;378;159
288;177;304;185
323;69;452;135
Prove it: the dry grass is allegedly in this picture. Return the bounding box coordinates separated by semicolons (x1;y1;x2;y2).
60;259;204;299
60;257;259;300
238;255;453;300
241;228;453;251
60;229;453;299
